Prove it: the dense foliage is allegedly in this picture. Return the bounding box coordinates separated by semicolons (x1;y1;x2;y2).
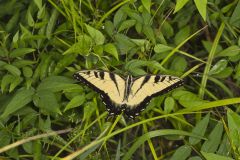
0;0;240;159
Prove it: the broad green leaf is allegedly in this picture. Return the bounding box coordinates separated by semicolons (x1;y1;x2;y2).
64;95;86;111
9;48;36;58
229;0;240;27
194;0;207;21
227;109;240;149
174;26;190;45
6;11;19;32
217;45;240;57
170;145;192;160
27;8;34;27
1;74;14;92
118;19;136;32
189;113;210;145
170;56;187;72
23;66;33;78
34;90;61;114
217;134;231;156
37;76;77;92
85;24;105;45
201;122;223;152
63;35;92;55
12;31;19;47
104;21;114;36
46;8;59;39
161;21;174;38
4;64;21;76
141;0;151;13
113;5;128;28
9;76;23;92
202;40;223;53
173;91;207;108
164;97;175;114
0;130;11;147
174;0;190;13
1;88;35;119
143;25;156;44
114;33;136;53
34;0;42;9
201;152;234;160
212;67;233;79
53;54;77;74
22;142;33;154
154;44;173;53
104;43;119;60
209;59;228;75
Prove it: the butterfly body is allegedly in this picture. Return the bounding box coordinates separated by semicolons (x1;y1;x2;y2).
73;70;183;119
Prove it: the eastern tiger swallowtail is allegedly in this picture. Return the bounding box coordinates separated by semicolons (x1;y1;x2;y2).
73;70;183;119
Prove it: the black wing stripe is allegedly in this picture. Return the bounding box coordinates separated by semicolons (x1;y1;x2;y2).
99;71;104;79
109;72;120;96
160;76;166;82
154;75;160;83
94;71;99;78
134;75;151;95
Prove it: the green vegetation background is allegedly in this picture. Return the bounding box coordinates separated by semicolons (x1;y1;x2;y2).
0;0;240;159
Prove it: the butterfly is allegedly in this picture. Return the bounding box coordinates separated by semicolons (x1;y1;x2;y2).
73;70;183;119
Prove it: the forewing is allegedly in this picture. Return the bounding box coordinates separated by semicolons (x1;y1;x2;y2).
73;70;125;106
125;75;183;118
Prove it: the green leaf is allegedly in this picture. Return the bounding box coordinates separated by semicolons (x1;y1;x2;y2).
34;90;61;114
174;26;190;45
9;76;23;92
154;44;173;53
1;74;14;92
3;64;21;76
118;19;136;32
104;21;114;36
27;8;34;27
217;45;240;57
189;113;210;145
63;35;92;55
170;145;192;160
173;91;207;108
9;48;36;58
46;8;59;39
201;152;234;160
23;66;33;78
34;0;42;9
202;40;223;53
209;59;228;75
194;0;207;21
164;97;175;114
212;67;233;79
37;76;77;92
64;95;86;112
229;0;240;27
142;25;156;44
141;0;151;13
104;43;119;60
85;24;105;45
201;122;223;152
1;88;35;119
170;56;187;72
227;109;240;149
174;0;190;13
113;5;128;28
